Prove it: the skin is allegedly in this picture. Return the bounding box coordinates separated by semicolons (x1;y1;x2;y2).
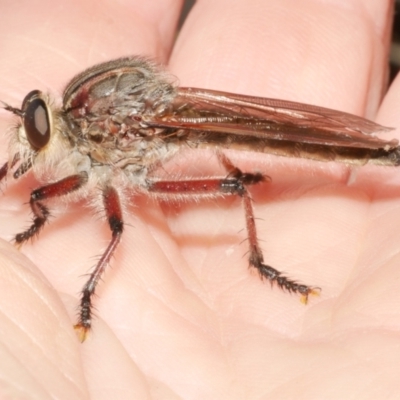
0;0;400;398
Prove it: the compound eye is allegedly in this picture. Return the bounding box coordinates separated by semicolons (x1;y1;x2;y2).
21;90;51;151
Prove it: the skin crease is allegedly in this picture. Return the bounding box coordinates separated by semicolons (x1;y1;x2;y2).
0;0;400;398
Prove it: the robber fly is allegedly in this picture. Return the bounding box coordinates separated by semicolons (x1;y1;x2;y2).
1;56;399;341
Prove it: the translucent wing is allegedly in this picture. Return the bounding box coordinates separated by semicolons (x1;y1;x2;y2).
141;87;399;166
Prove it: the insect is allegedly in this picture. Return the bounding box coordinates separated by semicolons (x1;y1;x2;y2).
1;56;399;341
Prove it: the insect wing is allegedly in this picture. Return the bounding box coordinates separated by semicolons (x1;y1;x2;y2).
143;87;397;151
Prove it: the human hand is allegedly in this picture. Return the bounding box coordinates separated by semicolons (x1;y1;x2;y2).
0;0;399;398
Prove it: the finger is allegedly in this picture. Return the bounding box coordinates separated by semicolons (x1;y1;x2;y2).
0;0;183;106
171;0;393;117
0;0;184;265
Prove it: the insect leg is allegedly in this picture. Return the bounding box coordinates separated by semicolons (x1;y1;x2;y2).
0;162;8;182
74;186;123;342
239;177;319;303
219;153;320;302
148;157;319;303
0;153;22;183
15;172;88;245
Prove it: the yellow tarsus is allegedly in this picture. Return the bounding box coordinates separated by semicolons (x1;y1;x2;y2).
74;323;89;342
